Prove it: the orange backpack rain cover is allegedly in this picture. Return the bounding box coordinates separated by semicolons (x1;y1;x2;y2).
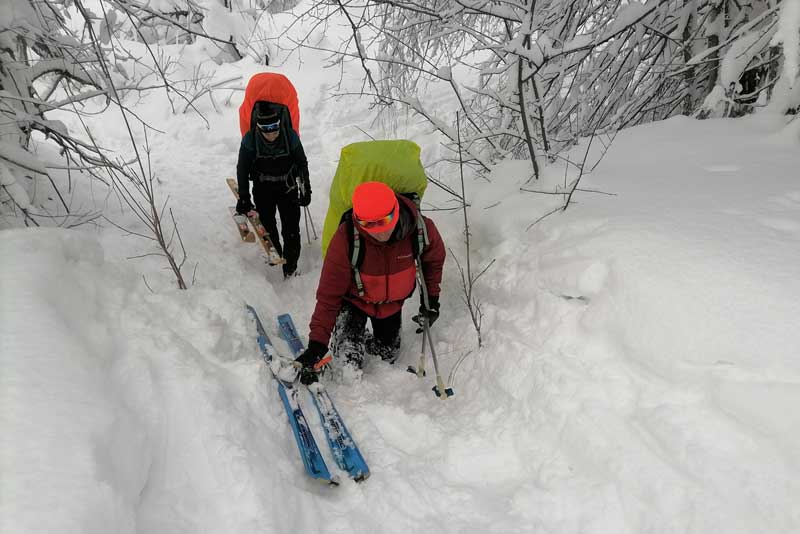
238;73;300;137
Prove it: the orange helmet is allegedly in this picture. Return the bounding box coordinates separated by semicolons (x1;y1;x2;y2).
352;182;400;235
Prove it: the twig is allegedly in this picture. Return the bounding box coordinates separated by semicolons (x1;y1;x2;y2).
142;275;155;294
520;188;569;196
563;130;597;211
526;205;563;231
575;188;616;196
354;125;376;140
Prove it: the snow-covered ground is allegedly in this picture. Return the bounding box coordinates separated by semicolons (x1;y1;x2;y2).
3;17;800;534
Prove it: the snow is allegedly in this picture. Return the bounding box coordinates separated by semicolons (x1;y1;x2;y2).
0;163;30;210
0;140;48;176
604;2;653;40
720;27;777;91
3;12;800;534
560;34;594;54
772;0;800;86
767;0;800;114
700;25;778;114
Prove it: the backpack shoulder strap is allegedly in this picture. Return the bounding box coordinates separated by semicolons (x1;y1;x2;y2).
404;193;429;261
340;211;366;297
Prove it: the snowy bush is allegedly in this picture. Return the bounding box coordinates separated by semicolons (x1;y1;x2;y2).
0;0;253;287
293;0;798;178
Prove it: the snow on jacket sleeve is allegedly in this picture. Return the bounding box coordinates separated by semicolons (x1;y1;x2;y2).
308;226;352;346
420;216;445;299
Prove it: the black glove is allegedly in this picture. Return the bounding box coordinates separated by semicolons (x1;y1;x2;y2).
236;198;254;215
296;176;311;207
412;295;440;333
295;340;330;385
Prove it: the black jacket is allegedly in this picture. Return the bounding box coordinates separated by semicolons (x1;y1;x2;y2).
236;128;309;205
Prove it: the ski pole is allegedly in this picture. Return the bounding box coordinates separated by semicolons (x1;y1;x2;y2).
303;205;312;245
423;316;453;399
407;316;427;377
415;261;453;399
305;206;318;240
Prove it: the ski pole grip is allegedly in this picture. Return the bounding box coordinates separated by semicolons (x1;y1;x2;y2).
313;354;333;371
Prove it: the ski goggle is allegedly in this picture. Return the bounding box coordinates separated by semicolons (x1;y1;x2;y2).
356;209;395;229
257;120;280;133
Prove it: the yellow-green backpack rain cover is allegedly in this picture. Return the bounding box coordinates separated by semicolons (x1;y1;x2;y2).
322;140;427;256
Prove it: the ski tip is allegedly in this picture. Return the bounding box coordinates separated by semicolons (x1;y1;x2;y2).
353;471;371;483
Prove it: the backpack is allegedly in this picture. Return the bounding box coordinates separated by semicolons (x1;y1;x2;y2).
321;140;428;256
238;73;300;137
339;192;430;298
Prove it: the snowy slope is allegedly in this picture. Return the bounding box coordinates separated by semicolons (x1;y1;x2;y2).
3;21;800;534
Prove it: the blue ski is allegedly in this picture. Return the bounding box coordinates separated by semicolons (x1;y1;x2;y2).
246;305;338;486
277;313;370;482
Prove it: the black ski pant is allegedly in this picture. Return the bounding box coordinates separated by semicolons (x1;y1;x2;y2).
331;301;402;368
253;183;300;275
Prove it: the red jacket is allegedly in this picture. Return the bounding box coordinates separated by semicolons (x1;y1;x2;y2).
309;196;445;346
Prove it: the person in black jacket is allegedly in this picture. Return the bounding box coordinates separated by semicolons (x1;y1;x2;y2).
235;109;310;278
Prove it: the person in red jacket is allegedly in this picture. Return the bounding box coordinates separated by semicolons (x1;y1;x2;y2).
295;181;446;383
